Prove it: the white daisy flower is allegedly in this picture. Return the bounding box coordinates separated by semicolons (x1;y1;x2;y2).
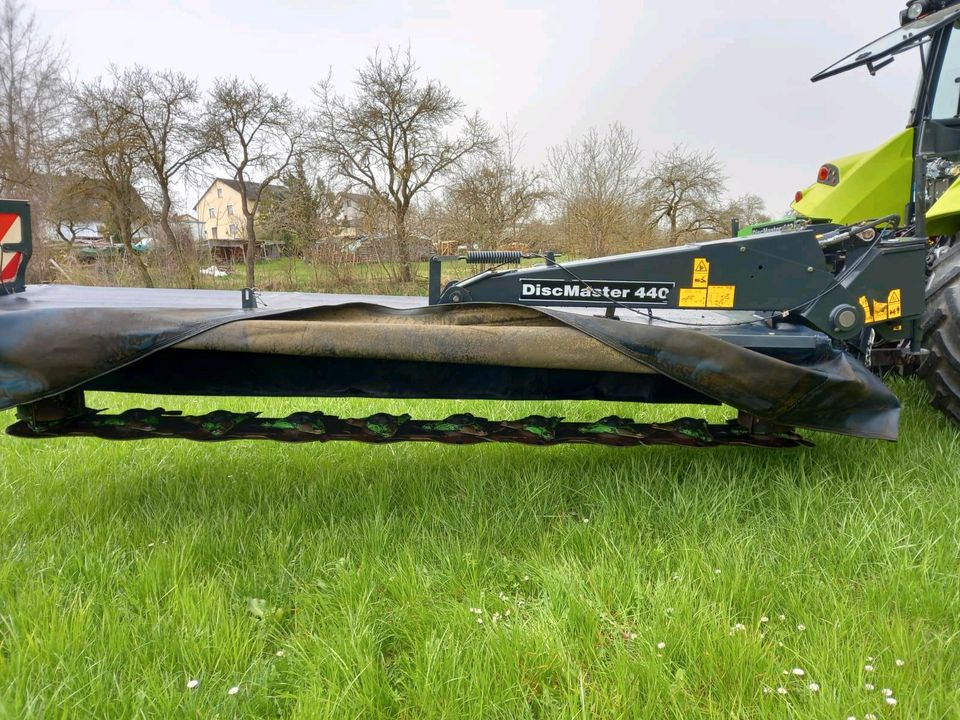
656;641;666;650
881;688;893;697
865;683;875;691
864;664;874;672
186;679;199;689
760;616;769;623
228;686;239;696
796;623;806;631
895;658;905;667
791;668;805;677
276;650;284;657
808;682;820;692
714;569;722;575
885;697;897;706
776;687;788;695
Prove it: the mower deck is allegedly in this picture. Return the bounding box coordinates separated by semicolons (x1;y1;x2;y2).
0;284;900;441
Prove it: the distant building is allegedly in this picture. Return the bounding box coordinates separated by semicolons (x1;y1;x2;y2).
338;193;366;238
175;214;205;243
193;178;283;262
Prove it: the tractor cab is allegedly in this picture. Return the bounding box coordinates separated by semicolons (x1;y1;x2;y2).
793;0;960;236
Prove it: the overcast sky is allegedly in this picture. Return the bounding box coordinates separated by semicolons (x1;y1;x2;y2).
30;0;920;215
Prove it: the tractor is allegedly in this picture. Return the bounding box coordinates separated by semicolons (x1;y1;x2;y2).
0;0;957;448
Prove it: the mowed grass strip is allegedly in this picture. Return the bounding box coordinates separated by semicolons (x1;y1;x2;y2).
0;378;956;718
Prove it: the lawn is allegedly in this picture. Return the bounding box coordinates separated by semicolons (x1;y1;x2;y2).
0;378;957;718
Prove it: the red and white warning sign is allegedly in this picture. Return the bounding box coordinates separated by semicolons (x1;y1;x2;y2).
0;212;23;284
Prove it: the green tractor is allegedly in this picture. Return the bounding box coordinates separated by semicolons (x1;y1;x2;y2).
786;0;960;423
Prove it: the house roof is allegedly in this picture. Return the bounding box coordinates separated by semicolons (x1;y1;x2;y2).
193;178;285;210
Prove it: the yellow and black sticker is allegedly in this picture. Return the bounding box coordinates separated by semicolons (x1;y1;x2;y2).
859;289;902;325
679;288;707;307
872;300;888;323
692;258;710;288
887;289;902;319
679;258;735;309
706;286;736;309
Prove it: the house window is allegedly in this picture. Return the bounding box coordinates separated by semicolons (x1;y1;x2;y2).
211;227;218;239
208;207;215;219
217;187;223;198
229;223;237;234
227;204;234;216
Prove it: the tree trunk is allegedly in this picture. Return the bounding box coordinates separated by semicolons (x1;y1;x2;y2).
159;189;196;288
245;208;257;287
119;218;154;288
394;212;412;283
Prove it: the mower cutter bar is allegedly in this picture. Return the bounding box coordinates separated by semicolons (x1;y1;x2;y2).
6;409;812;448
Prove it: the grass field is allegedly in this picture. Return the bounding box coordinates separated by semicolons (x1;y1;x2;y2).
0;379;958;718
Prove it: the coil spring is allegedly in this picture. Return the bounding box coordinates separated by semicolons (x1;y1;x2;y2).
465;250;524;265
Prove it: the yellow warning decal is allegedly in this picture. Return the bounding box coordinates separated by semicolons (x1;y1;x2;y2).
872;300;888;323
706;285;736;309
679;257;735;309
860;290;902;324
887;289;902;319
692;258;710;288
679;288;707;307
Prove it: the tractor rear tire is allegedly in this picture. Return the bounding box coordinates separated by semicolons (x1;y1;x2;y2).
920;242;960;425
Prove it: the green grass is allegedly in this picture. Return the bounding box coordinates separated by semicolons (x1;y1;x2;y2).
0;378;958;718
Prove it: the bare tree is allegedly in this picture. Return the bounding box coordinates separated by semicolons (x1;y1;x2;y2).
63;79;153;287
259;155;343;286
201;77;298;287
547;123;643;257
442;123;548;250
643;145;726;245
311;47;494;283
114;66;207;285
710;193;769;236
45;174;97;250
0;0;67;196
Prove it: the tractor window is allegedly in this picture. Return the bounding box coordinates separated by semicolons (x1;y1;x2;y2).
932;26;960;118
812;5;960;82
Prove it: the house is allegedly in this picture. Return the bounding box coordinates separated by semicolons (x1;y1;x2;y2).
175;214;205;243
337;193;366;238
193;178;284;263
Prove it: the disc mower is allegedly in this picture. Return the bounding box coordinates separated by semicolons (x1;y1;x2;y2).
1;0;959;448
